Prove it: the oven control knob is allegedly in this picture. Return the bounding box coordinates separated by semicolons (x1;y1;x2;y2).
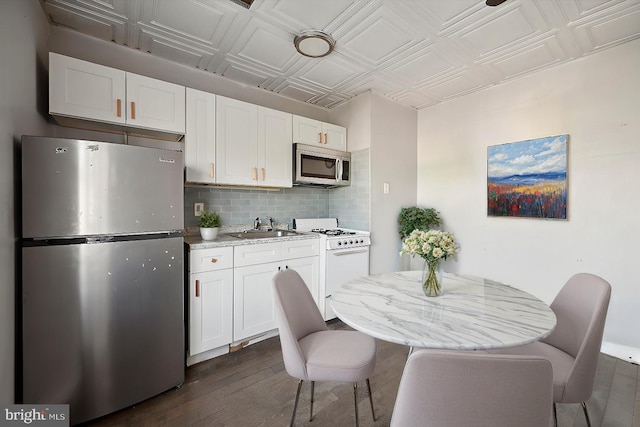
349;240;354;244
359;239;364;243
337;241;342;246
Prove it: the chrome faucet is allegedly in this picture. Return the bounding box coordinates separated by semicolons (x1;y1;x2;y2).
252;216;275;231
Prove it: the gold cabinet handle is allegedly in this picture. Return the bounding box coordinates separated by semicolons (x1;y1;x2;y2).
209;163;214;179
116;99;122;117
195;279;200;298
210;258;218;263
318;132;322;144
253;167;258;181
130;101;136;119
324;133;328;144
261;168;265;181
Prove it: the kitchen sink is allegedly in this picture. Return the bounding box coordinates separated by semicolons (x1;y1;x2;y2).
225;230;300;239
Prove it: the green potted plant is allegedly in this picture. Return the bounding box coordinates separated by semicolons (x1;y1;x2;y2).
199;210;221;241
398;207;441;240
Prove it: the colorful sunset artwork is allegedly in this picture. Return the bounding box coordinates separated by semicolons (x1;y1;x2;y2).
487;135;568;219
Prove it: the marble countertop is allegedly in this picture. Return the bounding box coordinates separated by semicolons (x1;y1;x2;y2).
330;271;556;350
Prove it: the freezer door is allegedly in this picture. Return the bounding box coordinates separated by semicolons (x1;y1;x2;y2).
22;137;183;238
22;237;184;425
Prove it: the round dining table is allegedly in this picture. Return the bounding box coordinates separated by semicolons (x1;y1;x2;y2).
329;271;557;350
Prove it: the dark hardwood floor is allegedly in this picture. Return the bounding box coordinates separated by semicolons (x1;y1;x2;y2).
86;321;639;427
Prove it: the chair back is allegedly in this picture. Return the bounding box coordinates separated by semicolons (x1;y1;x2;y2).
272;269;327;380
390;350;554;427
541;273;611;402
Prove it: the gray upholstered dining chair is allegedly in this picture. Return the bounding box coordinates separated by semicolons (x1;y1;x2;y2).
272;268;377;427
491;273;611;426
390;350;554;427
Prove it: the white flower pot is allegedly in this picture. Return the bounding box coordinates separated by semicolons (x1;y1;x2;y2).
199;227;219;241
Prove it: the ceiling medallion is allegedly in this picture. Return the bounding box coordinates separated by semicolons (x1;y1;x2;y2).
294;30;336;58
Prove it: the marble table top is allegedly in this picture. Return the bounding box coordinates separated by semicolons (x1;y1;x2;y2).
330;271;556;350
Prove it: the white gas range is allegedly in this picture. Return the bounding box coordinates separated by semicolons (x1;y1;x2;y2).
293;218;371;320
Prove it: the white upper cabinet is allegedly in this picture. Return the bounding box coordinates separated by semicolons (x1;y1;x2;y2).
125;72;185;134
216;96;259;186
216;96;292;188
292;115;346;151
185;88;216;184
259;107;292;188
49;53;185;139
50;52;126;125
321;122;347;151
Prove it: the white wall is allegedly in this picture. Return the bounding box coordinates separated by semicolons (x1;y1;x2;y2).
370;93;417;274
0;0;52;403
330;91;372;152
417;39;640;362
331;92;418;274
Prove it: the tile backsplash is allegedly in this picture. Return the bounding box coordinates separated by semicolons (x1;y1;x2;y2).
184;148;370;230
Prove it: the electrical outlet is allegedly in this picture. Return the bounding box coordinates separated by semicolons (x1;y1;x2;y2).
194;203;204;217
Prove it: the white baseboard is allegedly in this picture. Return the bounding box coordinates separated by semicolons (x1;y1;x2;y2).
601;341;640;365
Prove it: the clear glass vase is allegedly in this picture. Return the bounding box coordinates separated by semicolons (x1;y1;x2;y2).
422;260;443;297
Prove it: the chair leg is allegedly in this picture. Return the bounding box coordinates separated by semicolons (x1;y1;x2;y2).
290;380;303;427
353;383;359;427
553;403;557;427
309;381;315;422
581;401;592;427
366;378;376;421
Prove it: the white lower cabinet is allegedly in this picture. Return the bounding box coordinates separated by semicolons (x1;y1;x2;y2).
187;238;319;364
189;269;233;355
188;246;233;358
233;261;281;341
233;239;319;342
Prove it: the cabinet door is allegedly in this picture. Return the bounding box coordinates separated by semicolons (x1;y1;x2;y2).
189;269;233;355
292;115;323;146
258;107;292;188
216;96;258;186
49;52;126;125
126;72;186;134
185;88;216;184
322;123;347;151
233;262;280;341
283;257;320;309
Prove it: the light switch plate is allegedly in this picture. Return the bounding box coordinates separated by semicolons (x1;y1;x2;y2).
194;203;204;216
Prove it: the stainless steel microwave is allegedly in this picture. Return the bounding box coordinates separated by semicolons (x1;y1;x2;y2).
294;143;351;187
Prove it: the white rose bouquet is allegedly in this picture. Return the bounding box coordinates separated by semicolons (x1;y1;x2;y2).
400;229;459;264
400;229;459;296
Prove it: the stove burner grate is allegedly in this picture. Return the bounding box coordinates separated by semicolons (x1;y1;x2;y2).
311;228;356;236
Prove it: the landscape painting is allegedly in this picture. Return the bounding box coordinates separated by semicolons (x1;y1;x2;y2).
487;135;568;219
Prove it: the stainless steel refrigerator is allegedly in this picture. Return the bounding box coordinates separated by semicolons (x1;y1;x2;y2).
21;136;185;425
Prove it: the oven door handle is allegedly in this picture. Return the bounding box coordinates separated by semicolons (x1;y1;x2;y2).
331;248;369;256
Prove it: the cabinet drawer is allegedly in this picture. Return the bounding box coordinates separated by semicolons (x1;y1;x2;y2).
190;247;233;273
282;239;319;260
234;242;281;267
